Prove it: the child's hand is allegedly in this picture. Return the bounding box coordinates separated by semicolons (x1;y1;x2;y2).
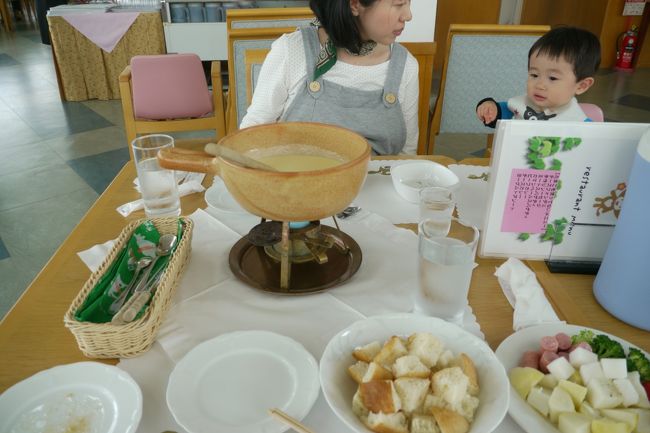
477;101;498;124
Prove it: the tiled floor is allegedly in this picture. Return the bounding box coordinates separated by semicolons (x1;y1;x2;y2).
0;24;649;319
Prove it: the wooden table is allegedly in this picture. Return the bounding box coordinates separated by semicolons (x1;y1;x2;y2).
1;154;648;394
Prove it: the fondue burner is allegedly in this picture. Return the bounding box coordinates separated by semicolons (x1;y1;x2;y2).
229;218;362;294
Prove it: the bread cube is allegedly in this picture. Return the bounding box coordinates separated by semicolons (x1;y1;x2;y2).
393;355;430;379
431;367;469;406
363;362;394;382
410;414;441;433
364;411;409;433
359;380;402;413
394;378;430;414
348;361;369;384
408;333;445;368
353;340;382;363
374;336;408;368
431;406;470;433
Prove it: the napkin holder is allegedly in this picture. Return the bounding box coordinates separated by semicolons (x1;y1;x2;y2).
593;129;650;331
64;217;193;358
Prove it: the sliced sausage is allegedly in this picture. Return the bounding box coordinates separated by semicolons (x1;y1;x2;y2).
540;335;559;353
555;333;572;351
539;351;560;373
558;351;570;361
519;350;541;370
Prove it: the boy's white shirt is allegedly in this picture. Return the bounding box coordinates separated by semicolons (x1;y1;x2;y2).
506;95;588;121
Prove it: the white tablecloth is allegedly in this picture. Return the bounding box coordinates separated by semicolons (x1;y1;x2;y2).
78;165;527;433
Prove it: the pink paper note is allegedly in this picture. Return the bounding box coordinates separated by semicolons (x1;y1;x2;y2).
501;169;560;234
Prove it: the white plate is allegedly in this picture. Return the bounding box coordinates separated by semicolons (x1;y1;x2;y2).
495;323;650;433
320;313;509;433
204;178;247;213
167;330;320;433
0;362;142;433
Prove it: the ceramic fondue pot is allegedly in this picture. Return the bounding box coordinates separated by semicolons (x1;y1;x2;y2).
157;122;371;221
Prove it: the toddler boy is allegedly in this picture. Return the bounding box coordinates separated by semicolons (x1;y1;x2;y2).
476;26;601;127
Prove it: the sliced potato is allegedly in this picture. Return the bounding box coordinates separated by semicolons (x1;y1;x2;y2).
549;386;575;423
558;412;591;433
510;367;544;399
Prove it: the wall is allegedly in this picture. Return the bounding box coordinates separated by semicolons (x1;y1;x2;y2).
519;0;645;68
433;0;501;69
397;0;437;42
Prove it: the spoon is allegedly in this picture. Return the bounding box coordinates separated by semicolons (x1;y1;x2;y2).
114;234;178;324
110;255;153;314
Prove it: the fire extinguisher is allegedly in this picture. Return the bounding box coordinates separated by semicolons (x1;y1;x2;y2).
616;25;638;71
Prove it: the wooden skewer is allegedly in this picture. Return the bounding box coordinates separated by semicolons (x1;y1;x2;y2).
204;142;278;171
268;408;316;433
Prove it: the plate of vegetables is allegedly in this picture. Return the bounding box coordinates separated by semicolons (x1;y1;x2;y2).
495;324;649;433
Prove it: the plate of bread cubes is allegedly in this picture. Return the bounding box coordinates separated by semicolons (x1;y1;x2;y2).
320;313;509;433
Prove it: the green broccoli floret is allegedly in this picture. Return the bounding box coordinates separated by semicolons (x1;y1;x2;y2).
571;330;595;345
627;348;650;382
591;334;626;359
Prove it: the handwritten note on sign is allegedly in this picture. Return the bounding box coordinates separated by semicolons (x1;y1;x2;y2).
501;169;560;233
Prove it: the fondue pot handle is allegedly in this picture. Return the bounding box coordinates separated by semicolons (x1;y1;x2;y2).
157;148;220;174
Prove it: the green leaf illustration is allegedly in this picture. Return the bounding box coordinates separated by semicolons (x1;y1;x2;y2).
518;233;530;241
529;137;541;151
550;159;562;170
533;159;546;170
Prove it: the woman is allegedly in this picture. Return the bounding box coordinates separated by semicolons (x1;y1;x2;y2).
240;0;418;155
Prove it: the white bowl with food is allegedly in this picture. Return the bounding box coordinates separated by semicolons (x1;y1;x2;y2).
495;323;650;433
391;161;460;203
320;313;509;433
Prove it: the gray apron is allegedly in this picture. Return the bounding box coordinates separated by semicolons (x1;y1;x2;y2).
281;26;408;155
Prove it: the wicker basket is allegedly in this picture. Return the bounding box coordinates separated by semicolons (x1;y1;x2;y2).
64;217;193;358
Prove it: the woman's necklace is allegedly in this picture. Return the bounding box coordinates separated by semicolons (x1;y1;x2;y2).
345;40;377;57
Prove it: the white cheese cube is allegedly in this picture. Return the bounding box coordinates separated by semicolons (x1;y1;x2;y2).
601;358;629;380
587;377;624;409
558;412;592;433
613;378;640;407
548;356;576;381
580;361;606;386
569;347;599;368
527;386;552;417
628;371;650;409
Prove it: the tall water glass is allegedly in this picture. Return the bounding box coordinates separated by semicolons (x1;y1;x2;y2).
417;218;479;323
132;134;181;218
419;186;455;236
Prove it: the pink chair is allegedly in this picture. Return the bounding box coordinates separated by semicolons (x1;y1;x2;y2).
579;103;604;122
119;53;226;160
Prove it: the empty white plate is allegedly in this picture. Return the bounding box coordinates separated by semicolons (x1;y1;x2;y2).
204;178;247;213
166;330;320;433
0;362;142;433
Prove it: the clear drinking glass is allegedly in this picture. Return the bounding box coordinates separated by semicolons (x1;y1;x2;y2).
131;134;181;218
416;218;479;323
419;186;455;236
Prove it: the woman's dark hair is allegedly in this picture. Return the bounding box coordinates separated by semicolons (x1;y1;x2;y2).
309;0;378;54
528;26;601;80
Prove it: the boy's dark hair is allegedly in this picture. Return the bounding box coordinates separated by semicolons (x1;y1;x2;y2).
528;26;601;80
309;0;378;54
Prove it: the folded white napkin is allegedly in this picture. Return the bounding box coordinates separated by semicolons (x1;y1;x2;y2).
494;257;563;331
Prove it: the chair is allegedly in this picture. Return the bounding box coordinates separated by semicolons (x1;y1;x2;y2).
579;103;604;122
225;8;435;154
119;53;226;160
428;24;550;155
225;7;314;132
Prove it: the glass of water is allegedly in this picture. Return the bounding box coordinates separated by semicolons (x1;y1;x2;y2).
131;134;181;218
416;218;479;323
419;186;455;236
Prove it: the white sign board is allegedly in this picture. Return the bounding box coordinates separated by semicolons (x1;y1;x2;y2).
481;120;650;261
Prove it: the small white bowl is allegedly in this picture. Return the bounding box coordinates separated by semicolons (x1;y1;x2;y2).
391;161;460;203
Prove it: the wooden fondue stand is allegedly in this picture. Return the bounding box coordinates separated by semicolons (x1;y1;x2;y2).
0;138;648;396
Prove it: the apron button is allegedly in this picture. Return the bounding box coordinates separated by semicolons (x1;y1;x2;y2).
384;93;396;104
309;81;321;92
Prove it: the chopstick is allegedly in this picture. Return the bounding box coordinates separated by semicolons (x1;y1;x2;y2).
268;408;316;433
